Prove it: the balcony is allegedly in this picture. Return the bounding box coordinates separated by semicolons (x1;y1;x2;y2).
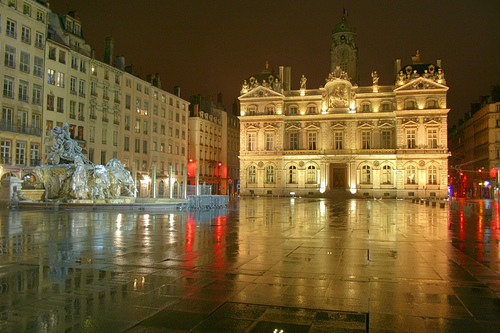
90;114;97;120
0;121;42;136
78;115;85;121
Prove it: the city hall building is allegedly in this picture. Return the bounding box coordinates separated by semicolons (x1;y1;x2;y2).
238;16;450;198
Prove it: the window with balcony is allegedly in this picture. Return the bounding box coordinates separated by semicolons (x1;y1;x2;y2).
33;56;43;77
6;20;16;38
3;76;14;99
46;95;54;111
18;80;28;102
32;84;41;105
361;131;371;149
47;69;55;85
406;129;416;148
308;132;317;150
4;45;16;68
427;128;438;148
21;26;30;44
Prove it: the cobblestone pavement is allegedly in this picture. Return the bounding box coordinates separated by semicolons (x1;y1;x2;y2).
0;197;499;332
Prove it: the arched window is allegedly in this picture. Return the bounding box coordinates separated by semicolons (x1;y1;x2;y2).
382;165;392;184
288;165;297;184
307;165;316;184
361;103;371;112
266;165;275;184
361;165;371;184
405;100;417;110
406;165;416;184
248;165;256;184
428;165;438;185
426;99;438;109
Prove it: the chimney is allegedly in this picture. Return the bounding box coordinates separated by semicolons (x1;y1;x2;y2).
194;104;199;117
436;59;442;68
146;74;152;83
115;56;125;70
104;37;114;65
279;66;284;85
153;73;161;88
284;67;291;91
217;92;223;106
174;86;181;97
394;59;401;77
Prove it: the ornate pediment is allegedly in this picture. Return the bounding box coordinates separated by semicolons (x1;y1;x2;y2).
285;122;301;131
424;117;442;125
239;86;283;99
264;122;280;129
378;120;395;128
304;122;320;129
357;120;374;128
402;118;419;126
395;77;448;92
244;123;261;129
331;121;347;129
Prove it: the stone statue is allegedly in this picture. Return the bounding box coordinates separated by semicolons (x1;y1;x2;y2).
435;68;445;83
396;71;406;86
333;65;342;78
423;69;433;79
371;71;379;85
300;75;307;89
410;70;420;79
272;78;282;92
241;80;249;94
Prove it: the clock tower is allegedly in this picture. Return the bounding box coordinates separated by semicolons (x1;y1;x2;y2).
330;14;359;85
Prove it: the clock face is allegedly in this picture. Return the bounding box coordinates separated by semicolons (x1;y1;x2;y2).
338;49;348;60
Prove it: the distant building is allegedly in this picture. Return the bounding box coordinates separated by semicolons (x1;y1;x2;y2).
120;72;189;198
449;86;500;199
188;95;227;194
238;14;450;198
0;0;50;186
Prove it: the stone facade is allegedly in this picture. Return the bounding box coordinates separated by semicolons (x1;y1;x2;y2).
238;17;449;199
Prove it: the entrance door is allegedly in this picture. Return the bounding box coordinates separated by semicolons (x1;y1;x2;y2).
330;164;346;188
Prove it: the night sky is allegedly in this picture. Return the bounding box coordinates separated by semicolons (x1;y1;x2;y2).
49;0;500;126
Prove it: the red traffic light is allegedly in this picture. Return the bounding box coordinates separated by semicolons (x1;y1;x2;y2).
218;162;222;167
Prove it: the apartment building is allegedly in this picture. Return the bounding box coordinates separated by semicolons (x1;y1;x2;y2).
0;0;49;186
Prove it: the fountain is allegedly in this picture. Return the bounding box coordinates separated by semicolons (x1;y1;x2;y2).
34;123;135;203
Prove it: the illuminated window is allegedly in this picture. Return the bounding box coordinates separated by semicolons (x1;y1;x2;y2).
406;165;416;184
334;131;343;149
265;132;274;151
307;165;316;184
290;132;298;150
361;131;371;149
427;128;438;148
308;132;317;150
288;165;297;184
361;165;371;184
428;165;437;185
248;165;256;183
381;130;392;148
248;132;256;151
266;165;275;184
382;165;392;184
407;129;416;148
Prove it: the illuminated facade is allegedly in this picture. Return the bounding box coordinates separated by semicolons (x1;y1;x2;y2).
238;16;449;198
0;0;49;183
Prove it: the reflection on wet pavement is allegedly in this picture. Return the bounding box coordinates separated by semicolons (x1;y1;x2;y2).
0;197;499;332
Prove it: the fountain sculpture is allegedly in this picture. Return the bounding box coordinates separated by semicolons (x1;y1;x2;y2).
35;123;135;202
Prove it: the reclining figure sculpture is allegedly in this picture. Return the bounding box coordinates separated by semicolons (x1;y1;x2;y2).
35;123;135;200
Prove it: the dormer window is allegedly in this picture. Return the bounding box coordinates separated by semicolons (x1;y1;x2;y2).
74;24;81;35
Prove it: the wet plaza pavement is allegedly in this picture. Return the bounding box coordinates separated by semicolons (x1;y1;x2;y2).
0;196;499;332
